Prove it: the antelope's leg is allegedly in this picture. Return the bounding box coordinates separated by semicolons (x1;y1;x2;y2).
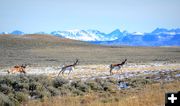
68;70;71;75
69;67;74;75
57;69;63;76
7;70;10;74
22;70;26;74
119;66;122;74
62;69;66;75
110;68;113;75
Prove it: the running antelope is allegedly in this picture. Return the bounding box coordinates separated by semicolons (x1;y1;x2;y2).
7;64;27;74
58;59;79;76
109;59;127;75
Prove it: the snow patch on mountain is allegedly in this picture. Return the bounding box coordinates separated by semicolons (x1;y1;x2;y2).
132;32;144;35
51;29;120;41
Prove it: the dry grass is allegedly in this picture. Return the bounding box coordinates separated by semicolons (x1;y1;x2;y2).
26;81;180;106
1;34;180;67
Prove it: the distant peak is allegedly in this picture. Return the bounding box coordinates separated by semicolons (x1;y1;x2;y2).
112;29;121;33
152;28;168;33
109;29;122;35
151;28;180;34
11;30;23;32
11;30;24;35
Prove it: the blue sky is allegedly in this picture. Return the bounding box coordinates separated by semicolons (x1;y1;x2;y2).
0;0;180;33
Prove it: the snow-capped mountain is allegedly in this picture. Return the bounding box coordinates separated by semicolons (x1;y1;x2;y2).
91;28;180;46
151;28;180;35
1;28;180;46
51;29;120;41
51;29;101;41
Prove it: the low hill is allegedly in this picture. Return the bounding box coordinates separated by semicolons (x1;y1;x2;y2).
0;34;180;67
0;34;91;49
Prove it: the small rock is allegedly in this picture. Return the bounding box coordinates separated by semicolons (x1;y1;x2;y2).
118;81;129;89
175;74;180;77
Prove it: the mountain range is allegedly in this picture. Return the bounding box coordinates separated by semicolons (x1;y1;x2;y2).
0;28;180;46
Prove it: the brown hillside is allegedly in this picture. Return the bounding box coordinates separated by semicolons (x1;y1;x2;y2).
0;34;180;67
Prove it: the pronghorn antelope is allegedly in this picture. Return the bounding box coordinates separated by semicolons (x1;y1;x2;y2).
109;59;127;75
7;64;27;74
58;59;79;76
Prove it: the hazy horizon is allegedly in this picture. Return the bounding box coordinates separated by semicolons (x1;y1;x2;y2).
0;0;180;33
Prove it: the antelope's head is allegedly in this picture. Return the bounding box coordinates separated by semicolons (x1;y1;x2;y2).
74;59;79;65
123;59;127;64
7;70;10;74
120;59;127;65
21;64;28;68
14;65;20;68
124;59;127;62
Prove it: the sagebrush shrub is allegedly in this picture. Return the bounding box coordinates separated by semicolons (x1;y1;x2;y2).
85;80;103;91
0;84;12;94
47;86;60;96
0;92;14;106
71;81;90;93
14;92;28;103
52;77;69;88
